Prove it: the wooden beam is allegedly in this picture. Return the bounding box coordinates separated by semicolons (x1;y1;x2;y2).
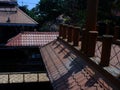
86;0;99;31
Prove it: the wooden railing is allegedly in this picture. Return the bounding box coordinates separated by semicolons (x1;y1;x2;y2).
58;24;120;79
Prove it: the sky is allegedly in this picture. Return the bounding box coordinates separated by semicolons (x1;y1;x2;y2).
18;0;40;10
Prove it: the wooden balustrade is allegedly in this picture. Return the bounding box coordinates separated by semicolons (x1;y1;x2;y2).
59;24;115;67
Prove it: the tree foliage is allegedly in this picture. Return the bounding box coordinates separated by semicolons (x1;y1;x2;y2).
98;0;120;24
20;0;120;30
19;5;29;14
33;0;87;27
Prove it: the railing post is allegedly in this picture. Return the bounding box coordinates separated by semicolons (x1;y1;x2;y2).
87;31;98;57
66;25;68;40
67;25;74;42
81;30;88;53
114;26;120;41
62;24;67;39
99;35;113;67
59;24;62;37
73;27;80;46
60;24;64;38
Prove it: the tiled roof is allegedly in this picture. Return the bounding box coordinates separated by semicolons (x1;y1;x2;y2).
40;40;117;90
0;7;17;12
0;7;38;25
0;0;37;26
6;32;59;46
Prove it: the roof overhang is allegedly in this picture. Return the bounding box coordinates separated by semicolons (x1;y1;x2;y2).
0;23;38;27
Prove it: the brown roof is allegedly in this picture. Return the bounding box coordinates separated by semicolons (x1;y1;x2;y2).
0;7;38;25
40;39;118;90
0;0;11;2
0;0;38;26
6;32;59;46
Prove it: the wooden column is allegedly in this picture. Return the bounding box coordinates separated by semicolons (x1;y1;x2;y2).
100;35;113;67
87;31;98;57
67;25;74;42
73;27;80;46
82;0;99;53
86;0;99;32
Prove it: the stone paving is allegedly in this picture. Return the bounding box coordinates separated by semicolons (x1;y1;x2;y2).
0;73;49;84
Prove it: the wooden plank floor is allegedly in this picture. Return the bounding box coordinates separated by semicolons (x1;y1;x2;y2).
40;40;118;90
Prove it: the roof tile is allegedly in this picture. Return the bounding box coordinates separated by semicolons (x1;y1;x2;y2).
6;32;59;46
40;40;117;90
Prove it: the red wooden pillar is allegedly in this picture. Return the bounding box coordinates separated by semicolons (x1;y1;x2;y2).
100;35;113;67
87;31;98;57
73;27;80;46
82;0;98;53
114;26;120;41
86;0;99;32
67;25;74;42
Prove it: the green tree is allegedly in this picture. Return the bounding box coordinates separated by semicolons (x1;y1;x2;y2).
39;0;63;21
62;0;86;26
96;0;120;25
19;5;29;14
